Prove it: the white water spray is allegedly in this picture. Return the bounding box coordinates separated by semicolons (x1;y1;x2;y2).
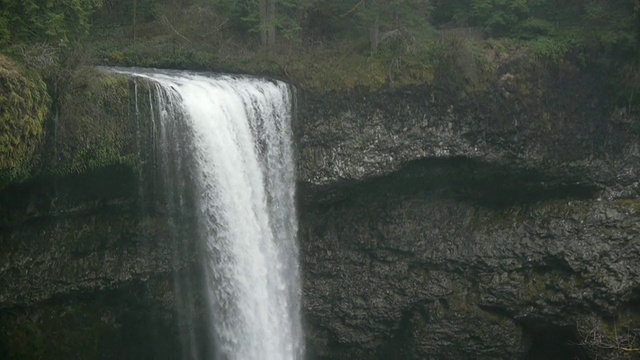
118;69;303;360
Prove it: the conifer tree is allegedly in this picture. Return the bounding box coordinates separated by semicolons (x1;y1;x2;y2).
0;0;103;46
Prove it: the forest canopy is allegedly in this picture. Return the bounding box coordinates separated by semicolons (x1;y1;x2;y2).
0;0;103;45
0;0;637;50
0;0;638;95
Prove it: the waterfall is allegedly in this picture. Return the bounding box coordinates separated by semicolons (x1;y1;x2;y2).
117;69;303;360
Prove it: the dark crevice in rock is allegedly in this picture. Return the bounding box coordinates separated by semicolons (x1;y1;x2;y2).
476;304;515;319
376;300;432;360
0;164;139;229
301;156;601;209
523;324;586;360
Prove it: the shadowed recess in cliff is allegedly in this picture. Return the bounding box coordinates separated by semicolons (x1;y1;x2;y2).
111;68;304;360
0;164;138;229
300;157;601;208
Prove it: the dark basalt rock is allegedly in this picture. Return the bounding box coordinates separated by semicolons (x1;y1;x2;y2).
299;182;640;359
295;61;640;359
1;61;639;359
0;163;209;359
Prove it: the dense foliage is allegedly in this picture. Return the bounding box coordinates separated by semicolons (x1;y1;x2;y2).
0;0;638;185
0;0;637;73
0;55;50;184
0;0;103;46
86;0;639;89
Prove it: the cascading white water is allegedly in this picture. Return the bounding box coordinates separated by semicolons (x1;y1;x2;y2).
117;69;303;360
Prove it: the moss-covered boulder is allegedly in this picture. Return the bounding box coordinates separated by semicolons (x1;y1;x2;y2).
47;69;149;177
0;55;50;184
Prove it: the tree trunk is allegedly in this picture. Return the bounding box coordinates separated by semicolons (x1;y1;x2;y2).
260;0;276;49
259;0;268;46
133;0;137;40
369;16;379;51
635;0;640;47
259;0;276;50
267;0;276;47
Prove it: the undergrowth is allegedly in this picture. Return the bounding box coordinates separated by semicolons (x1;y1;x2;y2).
0;55;50;186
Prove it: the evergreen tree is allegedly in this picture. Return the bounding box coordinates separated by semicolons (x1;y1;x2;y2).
0;0;103;46
342;0;432;50
214;0;308;48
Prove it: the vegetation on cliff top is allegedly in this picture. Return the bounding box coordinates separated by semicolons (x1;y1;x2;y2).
95;0;640;94
0;0;638;94
0;44;148;188
0;0;638;185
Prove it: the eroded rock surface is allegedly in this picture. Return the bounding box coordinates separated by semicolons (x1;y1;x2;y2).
296;62;640;359
1;62;639;359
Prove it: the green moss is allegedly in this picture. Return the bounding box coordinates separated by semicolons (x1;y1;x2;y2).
613;199;640;211
47;70;146;177
478;200;593;231
471;204;529;231
520;273;550;302
0;55;51;185
520;271;584;304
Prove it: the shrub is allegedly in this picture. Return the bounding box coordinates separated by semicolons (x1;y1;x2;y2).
0;55;50;184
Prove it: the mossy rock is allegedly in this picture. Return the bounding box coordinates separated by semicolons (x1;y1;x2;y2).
46;69;153;177
0;54;50;184
396;296;526;359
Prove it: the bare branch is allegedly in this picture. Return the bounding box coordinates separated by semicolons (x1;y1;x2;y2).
340;0;365;18
161;15;193;44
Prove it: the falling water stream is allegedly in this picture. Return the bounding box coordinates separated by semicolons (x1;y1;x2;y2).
112;69;303;360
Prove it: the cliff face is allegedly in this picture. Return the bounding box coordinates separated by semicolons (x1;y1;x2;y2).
295;60;640;359
0;158;214;359
0;73;210;359
1;61;639;359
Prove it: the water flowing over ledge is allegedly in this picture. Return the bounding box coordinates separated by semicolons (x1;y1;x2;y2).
111;68;304;360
